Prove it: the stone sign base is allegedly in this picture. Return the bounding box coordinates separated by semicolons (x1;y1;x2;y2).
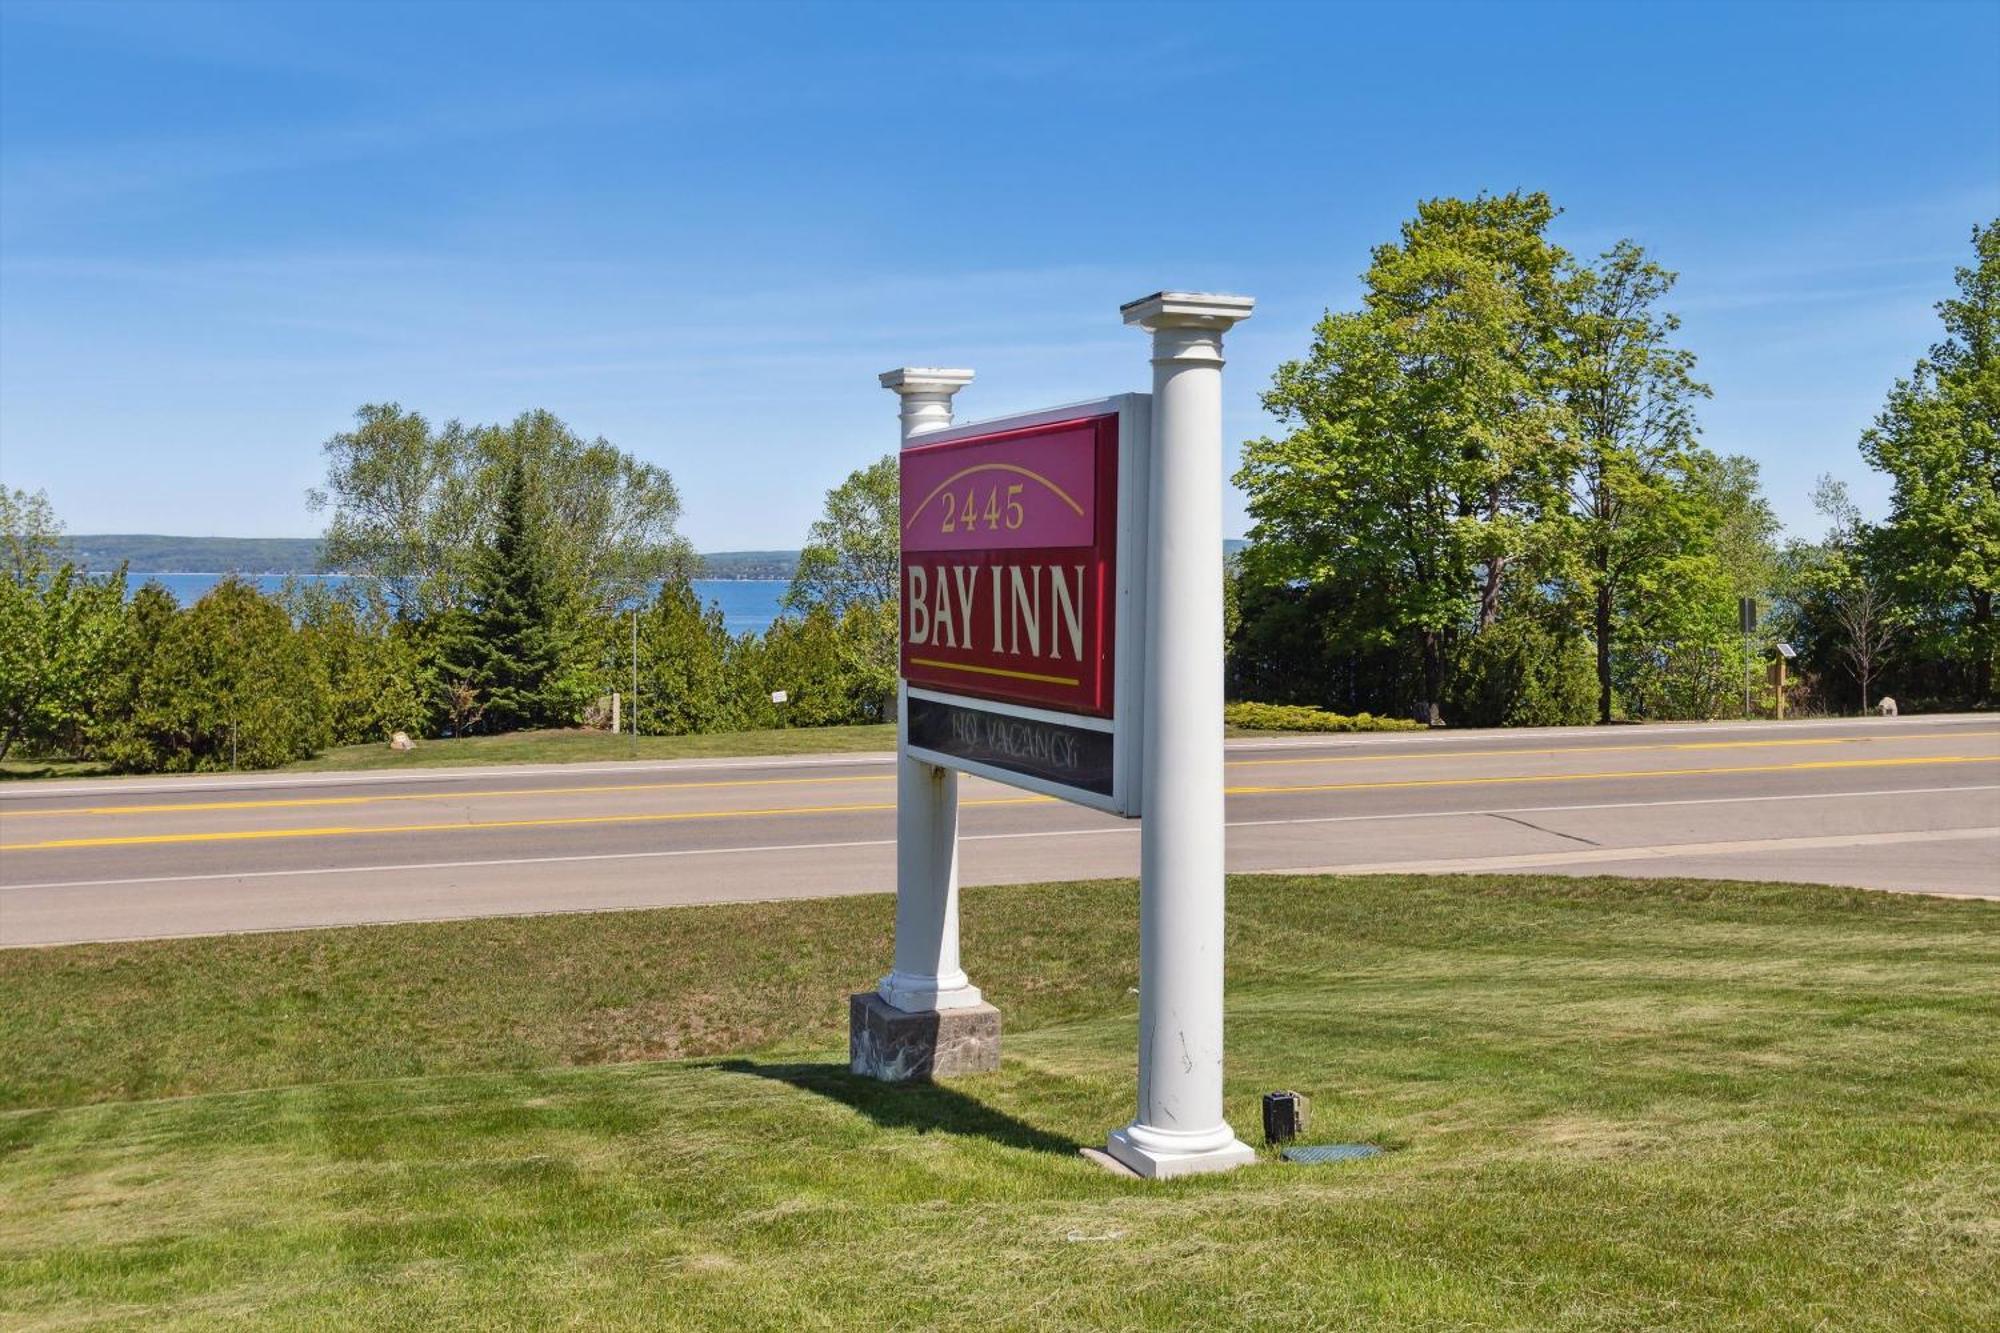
849;992;1001;1081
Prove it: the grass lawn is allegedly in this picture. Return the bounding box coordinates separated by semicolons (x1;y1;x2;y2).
0;757;114;782
2;876;1994;1329
278;723;897;772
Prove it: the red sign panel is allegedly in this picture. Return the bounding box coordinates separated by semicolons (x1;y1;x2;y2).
900;412;1119;717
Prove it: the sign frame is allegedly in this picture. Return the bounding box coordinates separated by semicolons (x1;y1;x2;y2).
899;392;1151;818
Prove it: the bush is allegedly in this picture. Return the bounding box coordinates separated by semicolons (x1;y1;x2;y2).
101;578;332;771
1224;702;1425;733
1626;635;1752;721
1447;616;1598;728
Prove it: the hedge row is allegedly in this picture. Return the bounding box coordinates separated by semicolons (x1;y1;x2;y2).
1223;702;1426;733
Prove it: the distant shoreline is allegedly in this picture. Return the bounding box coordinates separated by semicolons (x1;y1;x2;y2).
60;536;802;581
63;534;1249;577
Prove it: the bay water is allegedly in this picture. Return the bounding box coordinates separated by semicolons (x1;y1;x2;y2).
128;574;793;637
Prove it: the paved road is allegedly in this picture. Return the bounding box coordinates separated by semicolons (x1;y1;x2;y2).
3;715;1995;947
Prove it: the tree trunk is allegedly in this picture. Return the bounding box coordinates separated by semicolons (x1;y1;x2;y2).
1478;555;1506;632
1975;588;1994;704
1420;629;1444;726
1477;479;1506;632
1595;561;1614;726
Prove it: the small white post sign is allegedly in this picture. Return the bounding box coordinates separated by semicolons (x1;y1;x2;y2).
851;292;1256;1180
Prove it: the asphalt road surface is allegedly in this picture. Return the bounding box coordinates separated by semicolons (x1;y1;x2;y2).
3;715;1995;947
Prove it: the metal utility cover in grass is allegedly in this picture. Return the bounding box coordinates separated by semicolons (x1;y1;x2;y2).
1281;1143;1383;1165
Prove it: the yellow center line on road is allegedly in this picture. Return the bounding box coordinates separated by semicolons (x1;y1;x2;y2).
1225;728;1997;770
1228;753;2000;796
0;795;1056;852
2;752;1993;853
0;772;896;820
9;727;1992;821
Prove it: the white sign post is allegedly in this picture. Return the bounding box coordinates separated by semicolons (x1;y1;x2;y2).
849;369;1002;1083
1105;292;1256;1178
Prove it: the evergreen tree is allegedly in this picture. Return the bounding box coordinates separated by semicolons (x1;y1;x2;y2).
634;575;739;735
462;454;571;731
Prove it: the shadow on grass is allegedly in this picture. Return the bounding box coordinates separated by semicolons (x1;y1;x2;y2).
717;1060;1079;1156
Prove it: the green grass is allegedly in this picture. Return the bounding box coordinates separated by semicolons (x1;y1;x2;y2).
278;723;895;772
2;725;892;782
0;757;113;782
3;876;1995;1329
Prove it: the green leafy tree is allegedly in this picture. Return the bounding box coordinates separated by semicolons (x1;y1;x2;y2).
310;403;693;621
1610;451;1775;719
785;455;900;719
786;455;899;616
1238;192;1574;720
0;488;129;762
1555;241;1716;722
743;605;879;728
93;580;179;758
1860;219;2000;702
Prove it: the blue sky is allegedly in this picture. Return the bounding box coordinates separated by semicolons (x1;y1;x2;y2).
2;1;1995;551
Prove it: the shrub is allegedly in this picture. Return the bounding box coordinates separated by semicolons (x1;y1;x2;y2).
1224;702;1425;733
1447;616;1598;728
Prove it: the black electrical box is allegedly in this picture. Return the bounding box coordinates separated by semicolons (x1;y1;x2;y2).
1262;1090;1309;1145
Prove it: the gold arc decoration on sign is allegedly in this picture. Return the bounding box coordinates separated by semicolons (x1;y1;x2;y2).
902;463;1086;532
906;656;1082;687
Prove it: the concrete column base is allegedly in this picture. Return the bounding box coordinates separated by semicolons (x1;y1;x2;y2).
849;992;1000;1081
1104;1126;1257;1180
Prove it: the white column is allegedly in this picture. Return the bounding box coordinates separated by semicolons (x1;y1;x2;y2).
878;368;984;1012
1108;292;1256;1179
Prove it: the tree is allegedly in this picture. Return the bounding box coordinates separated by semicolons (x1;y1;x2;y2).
309;405;481;618
633;575;740;735
1555;241;1714;722
1860;219;2000;703
456;454;573;732
1446;606;1597;727
786;455;900;617
0;488;128;762
742;605;882;728
784;454;900;719
1778;478;1903;715
1606;451;1774;720
100;579;330;772
1237;192;1574;721
309;404;693;621
284;579;428;745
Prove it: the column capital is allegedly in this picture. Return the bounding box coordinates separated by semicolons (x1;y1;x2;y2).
880;368;974;443
1119;291;1255;333
878;367;975;395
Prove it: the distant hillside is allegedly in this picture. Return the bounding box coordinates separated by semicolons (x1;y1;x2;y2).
62;536;1247;579
63;535;329;574
697;550;799;580
63;535;802;580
